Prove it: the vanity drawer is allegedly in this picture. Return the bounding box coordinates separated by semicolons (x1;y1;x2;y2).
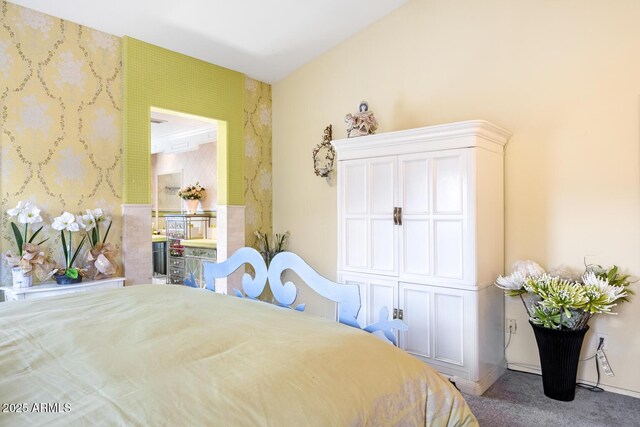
184;247;216;259
167;230;185;239
169;258;185;269
169;267;184;277
168;275;184;285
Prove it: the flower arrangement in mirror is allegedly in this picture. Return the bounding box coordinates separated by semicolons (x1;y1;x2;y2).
51;212;87;284
78;208;117;280
4;201;53;286
496;260;634;330
178;183;206;214
178;182;206;200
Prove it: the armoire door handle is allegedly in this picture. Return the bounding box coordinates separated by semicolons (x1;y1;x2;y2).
393;207;398;225
397;207;402;225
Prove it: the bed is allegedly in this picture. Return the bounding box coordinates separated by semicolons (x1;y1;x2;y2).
0;248;477;426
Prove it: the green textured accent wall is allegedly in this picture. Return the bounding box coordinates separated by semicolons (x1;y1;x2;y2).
122;36;244;205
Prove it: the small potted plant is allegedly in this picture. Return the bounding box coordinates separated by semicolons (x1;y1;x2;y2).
79;208;117;279
4;201;49;287
254;230;290;303
178;182;206;214
496;260;633;401
51;212;87;284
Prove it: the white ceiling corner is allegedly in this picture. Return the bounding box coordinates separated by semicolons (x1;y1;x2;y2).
9;0;409;83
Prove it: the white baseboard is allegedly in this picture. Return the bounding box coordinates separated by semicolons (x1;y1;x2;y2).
507;363;640;399
453;363;507;396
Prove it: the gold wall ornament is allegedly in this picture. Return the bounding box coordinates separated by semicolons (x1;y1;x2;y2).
312;125;336;181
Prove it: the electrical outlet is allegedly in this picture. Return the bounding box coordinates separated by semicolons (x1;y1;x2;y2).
596;333;608;350
506;318;517;334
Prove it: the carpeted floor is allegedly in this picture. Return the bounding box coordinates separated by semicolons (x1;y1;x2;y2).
462;370;640;427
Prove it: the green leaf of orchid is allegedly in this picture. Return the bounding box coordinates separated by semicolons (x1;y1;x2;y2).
10;222;24;257
102;220;112;244
70;235;87;267
28;225;44;243
61;230;68;266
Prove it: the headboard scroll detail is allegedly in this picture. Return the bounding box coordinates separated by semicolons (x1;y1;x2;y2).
203;247;407;344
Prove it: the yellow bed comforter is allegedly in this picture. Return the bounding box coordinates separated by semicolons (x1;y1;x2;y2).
0;285;477;426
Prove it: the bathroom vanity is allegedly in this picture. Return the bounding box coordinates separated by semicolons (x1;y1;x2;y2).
164;214;216;285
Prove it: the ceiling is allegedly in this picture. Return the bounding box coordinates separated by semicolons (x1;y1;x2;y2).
9;0;409;83
150;109;217;154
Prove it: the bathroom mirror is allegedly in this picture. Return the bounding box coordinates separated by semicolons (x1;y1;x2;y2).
157;171;183;211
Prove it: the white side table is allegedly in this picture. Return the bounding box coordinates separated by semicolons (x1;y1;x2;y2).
1;277;125;302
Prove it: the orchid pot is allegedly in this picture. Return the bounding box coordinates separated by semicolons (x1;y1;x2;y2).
53;272;83;285
12;267;33;288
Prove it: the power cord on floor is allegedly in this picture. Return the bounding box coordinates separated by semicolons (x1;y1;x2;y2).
576;337;605;393
504;325;513;350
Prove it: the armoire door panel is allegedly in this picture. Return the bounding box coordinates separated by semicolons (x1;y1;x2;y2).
433;292;464;366
344;218;367;269
344;162;367;214
399;284;431;358
433;219;464;278
367;280;397;326
370;218;395;272
370;159;396;214
402;218;430;276
433;155;463;214
343;278;367;327
401;157;430;214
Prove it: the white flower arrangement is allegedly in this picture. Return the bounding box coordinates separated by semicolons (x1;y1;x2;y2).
496;260;633;330
178;182;206;200
5;201;118;282
77;208;112;247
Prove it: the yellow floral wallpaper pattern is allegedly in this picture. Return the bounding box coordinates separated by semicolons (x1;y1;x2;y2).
0;1;122;282
244;77;273;245
1;2;274;284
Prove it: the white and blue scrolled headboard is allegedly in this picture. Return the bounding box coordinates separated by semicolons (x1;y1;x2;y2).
202;247;407;345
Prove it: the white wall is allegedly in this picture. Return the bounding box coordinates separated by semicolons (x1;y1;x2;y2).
272;0;640;395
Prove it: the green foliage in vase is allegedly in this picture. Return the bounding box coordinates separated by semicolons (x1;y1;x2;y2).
254;230;290;266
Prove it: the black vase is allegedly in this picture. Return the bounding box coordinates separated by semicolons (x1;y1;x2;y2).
530;321;589;401
54;274;83;285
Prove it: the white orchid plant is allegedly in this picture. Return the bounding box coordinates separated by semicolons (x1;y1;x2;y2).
4;201;118;282
77;208;112;248
496;260;633;330
5;201;48;259
51;212;87;280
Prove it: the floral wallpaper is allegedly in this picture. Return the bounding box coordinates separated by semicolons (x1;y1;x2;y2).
0;1;122;282
244;77;272;245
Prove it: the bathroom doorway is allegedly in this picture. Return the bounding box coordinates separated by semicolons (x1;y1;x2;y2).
150;108;219;285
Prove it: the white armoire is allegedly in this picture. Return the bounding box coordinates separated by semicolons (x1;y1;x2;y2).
332;120;511;395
